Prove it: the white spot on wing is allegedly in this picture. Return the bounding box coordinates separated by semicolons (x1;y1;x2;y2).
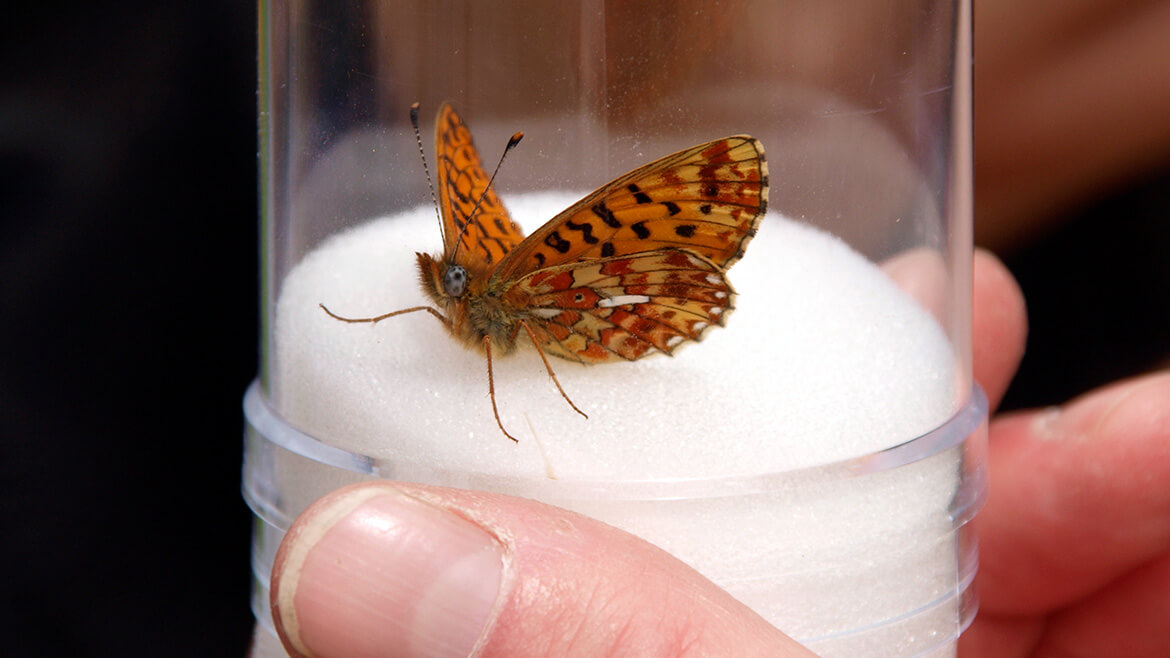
597;294;651;308
530;308;562;319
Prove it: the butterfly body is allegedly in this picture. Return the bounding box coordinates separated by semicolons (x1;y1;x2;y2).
416;250;525;355
323;102;768;440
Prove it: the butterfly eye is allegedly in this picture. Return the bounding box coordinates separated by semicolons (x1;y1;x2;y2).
442;265;468;297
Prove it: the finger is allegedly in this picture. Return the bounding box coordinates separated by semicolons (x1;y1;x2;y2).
957;612;1044;658
270;483;503;658
975;371;1170;614
880;248;1026;411
271;482;815;658
1038;550;1170;658
972;248;1028;411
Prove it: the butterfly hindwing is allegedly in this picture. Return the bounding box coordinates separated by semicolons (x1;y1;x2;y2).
430;105;764;367
505;248;734;364
435;103;526;266
492;136;767;284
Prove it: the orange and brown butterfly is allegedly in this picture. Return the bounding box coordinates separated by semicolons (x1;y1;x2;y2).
321;102;767;441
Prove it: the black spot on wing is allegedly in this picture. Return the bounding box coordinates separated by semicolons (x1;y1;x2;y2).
565;218;599;244
627;183;653;205
544;231;571;253
591;202;623;228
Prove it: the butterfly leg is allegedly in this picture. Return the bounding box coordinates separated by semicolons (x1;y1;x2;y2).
319;303;449;326
481;335;519;443
517;320;589;420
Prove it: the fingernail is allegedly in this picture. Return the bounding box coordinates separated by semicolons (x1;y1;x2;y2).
272;485;504;658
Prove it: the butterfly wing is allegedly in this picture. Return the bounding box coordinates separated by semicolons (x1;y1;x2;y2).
434;103;526;266
502;248;735;363
491;135;767;283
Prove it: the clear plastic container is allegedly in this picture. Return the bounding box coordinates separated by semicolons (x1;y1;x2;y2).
248;1;981;656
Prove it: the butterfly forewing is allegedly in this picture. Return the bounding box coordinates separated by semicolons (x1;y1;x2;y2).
491;136;767;284
507;249;735;364
434;103;526;266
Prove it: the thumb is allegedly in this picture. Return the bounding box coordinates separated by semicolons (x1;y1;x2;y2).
271;481;814;658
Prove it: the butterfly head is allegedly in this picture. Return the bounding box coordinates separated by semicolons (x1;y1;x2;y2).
416;251;473;307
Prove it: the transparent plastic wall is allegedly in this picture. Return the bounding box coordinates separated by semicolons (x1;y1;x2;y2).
247;1;983;656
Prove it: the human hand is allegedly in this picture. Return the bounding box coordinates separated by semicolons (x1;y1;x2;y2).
268;477;817;658
959;369;1170;657
958;298;1170;654
268;251;1167;657
951;249;1170;656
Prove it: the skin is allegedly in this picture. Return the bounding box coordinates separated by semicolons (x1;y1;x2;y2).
961;373;1170;658
974;0;1170;250
270;251;1170;657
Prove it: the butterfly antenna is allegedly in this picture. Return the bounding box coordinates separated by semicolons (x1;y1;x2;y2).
410;102;446;245
449;130;524;263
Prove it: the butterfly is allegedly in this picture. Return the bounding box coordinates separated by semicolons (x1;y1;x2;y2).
322;102;768;441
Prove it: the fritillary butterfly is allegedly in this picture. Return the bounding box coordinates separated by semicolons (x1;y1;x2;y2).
322;103;768;441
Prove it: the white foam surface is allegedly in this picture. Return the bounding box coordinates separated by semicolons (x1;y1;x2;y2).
268;193;970;654
275;192;956;479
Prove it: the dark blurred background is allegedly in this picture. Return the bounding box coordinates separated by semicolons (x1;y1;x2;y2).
0;2;1166;656
2;3;256;655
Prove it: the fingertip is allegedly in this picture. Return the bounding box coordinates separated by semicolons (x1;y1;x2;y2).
880;247;1027;411
978;371;1170;613
973;248;1028;410
270;482;504;658
275;482;814;657
1084;371;1170;443
271;484;387;658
